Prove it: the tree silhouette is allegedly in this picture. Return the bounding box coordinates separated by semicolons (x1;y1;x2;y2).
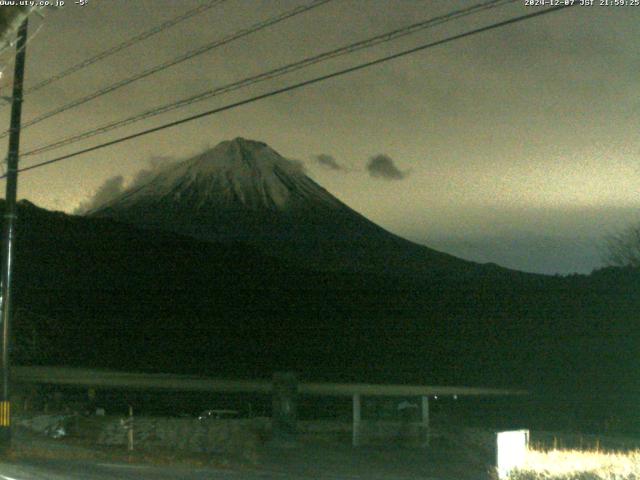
604;224;640;268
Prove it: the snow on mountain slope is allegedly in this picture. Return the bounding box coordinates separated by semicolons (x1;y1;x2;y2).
88;138;502;277
95;138;341;213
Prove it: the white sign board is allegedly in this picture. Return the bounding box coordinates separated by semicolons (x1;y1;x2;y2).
496;429;529;479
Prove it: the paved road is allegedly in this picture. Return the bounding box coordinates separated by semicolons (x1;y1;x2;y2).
0;457;447;480
0;459;279;480
4;431;479;479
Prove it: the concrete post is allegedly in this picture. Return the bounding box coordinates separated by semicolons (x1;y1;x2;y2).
272;372;298;443
352;393;361;447
421;396;430;447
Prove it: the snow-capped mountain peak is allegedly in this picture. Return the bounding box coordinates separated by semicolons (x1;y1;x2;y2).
97;137;341;213
89;138;481;275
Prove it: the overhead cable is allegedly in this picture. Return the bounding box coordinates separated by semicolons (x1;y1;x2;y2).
23;0;516;157
6;4;575;178
0;0;333;139
0;0;227;99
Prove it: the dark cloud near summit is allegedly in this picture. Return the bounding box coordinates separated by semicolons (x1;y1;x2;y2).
367;154;407;180
314;153;343;171
286;158;307;173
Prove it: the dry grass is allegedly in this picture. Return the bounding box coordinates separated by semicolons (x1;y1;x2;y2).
509;448;640;480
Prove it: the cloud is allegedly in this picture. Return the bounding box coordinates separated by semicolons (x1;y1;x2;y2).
366;154;407;180
314;154;343;171
129;155;175;189
74;156;176;214
286;158;307;174
74;175;125;214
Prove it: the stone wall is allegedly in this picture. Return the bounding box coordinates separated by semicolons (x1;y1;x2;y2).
98;416;269;453
360;420;426;445
95;418;423;448
16;414;428;450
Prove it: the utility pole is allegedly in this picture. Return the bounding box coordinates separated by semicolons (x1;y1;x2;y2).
0;17;28;449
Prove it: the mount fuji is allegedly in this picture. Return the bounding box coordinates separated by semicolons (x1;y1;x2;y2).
6;140;638;400
88;137;509;277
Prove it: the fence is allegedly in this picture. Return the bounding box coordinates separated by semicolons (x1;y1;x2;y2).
13;366;525;447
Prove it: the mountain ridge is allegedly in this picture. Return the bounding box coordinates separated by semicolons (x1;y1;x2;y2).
2;198;639;431
88;137;530;279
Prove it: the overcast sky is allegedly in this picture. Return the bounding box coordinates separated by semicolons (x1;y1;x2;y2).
0;0;638;275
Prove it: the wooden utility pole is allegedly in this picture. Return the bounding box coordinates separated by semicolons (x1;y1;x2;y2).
0;17;28;449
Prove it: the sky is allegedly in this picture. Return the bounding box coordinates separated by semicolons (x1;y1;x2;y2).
0;0;638;275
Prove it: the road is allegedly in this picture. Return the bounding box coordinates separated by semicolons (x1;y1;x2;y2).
0;457;448;480
0;458;233;480
0;458;304;480
4;429;485;479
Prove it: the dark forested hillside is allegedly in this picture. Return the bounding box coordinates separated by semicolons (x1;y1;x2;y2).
5;199;639;430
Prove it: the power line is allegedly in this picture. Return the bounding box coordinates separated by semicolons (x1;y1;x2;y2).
0;0;227;100
4;4;575;179
22;0;516;158
0;0;333;139
0;13;46;78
